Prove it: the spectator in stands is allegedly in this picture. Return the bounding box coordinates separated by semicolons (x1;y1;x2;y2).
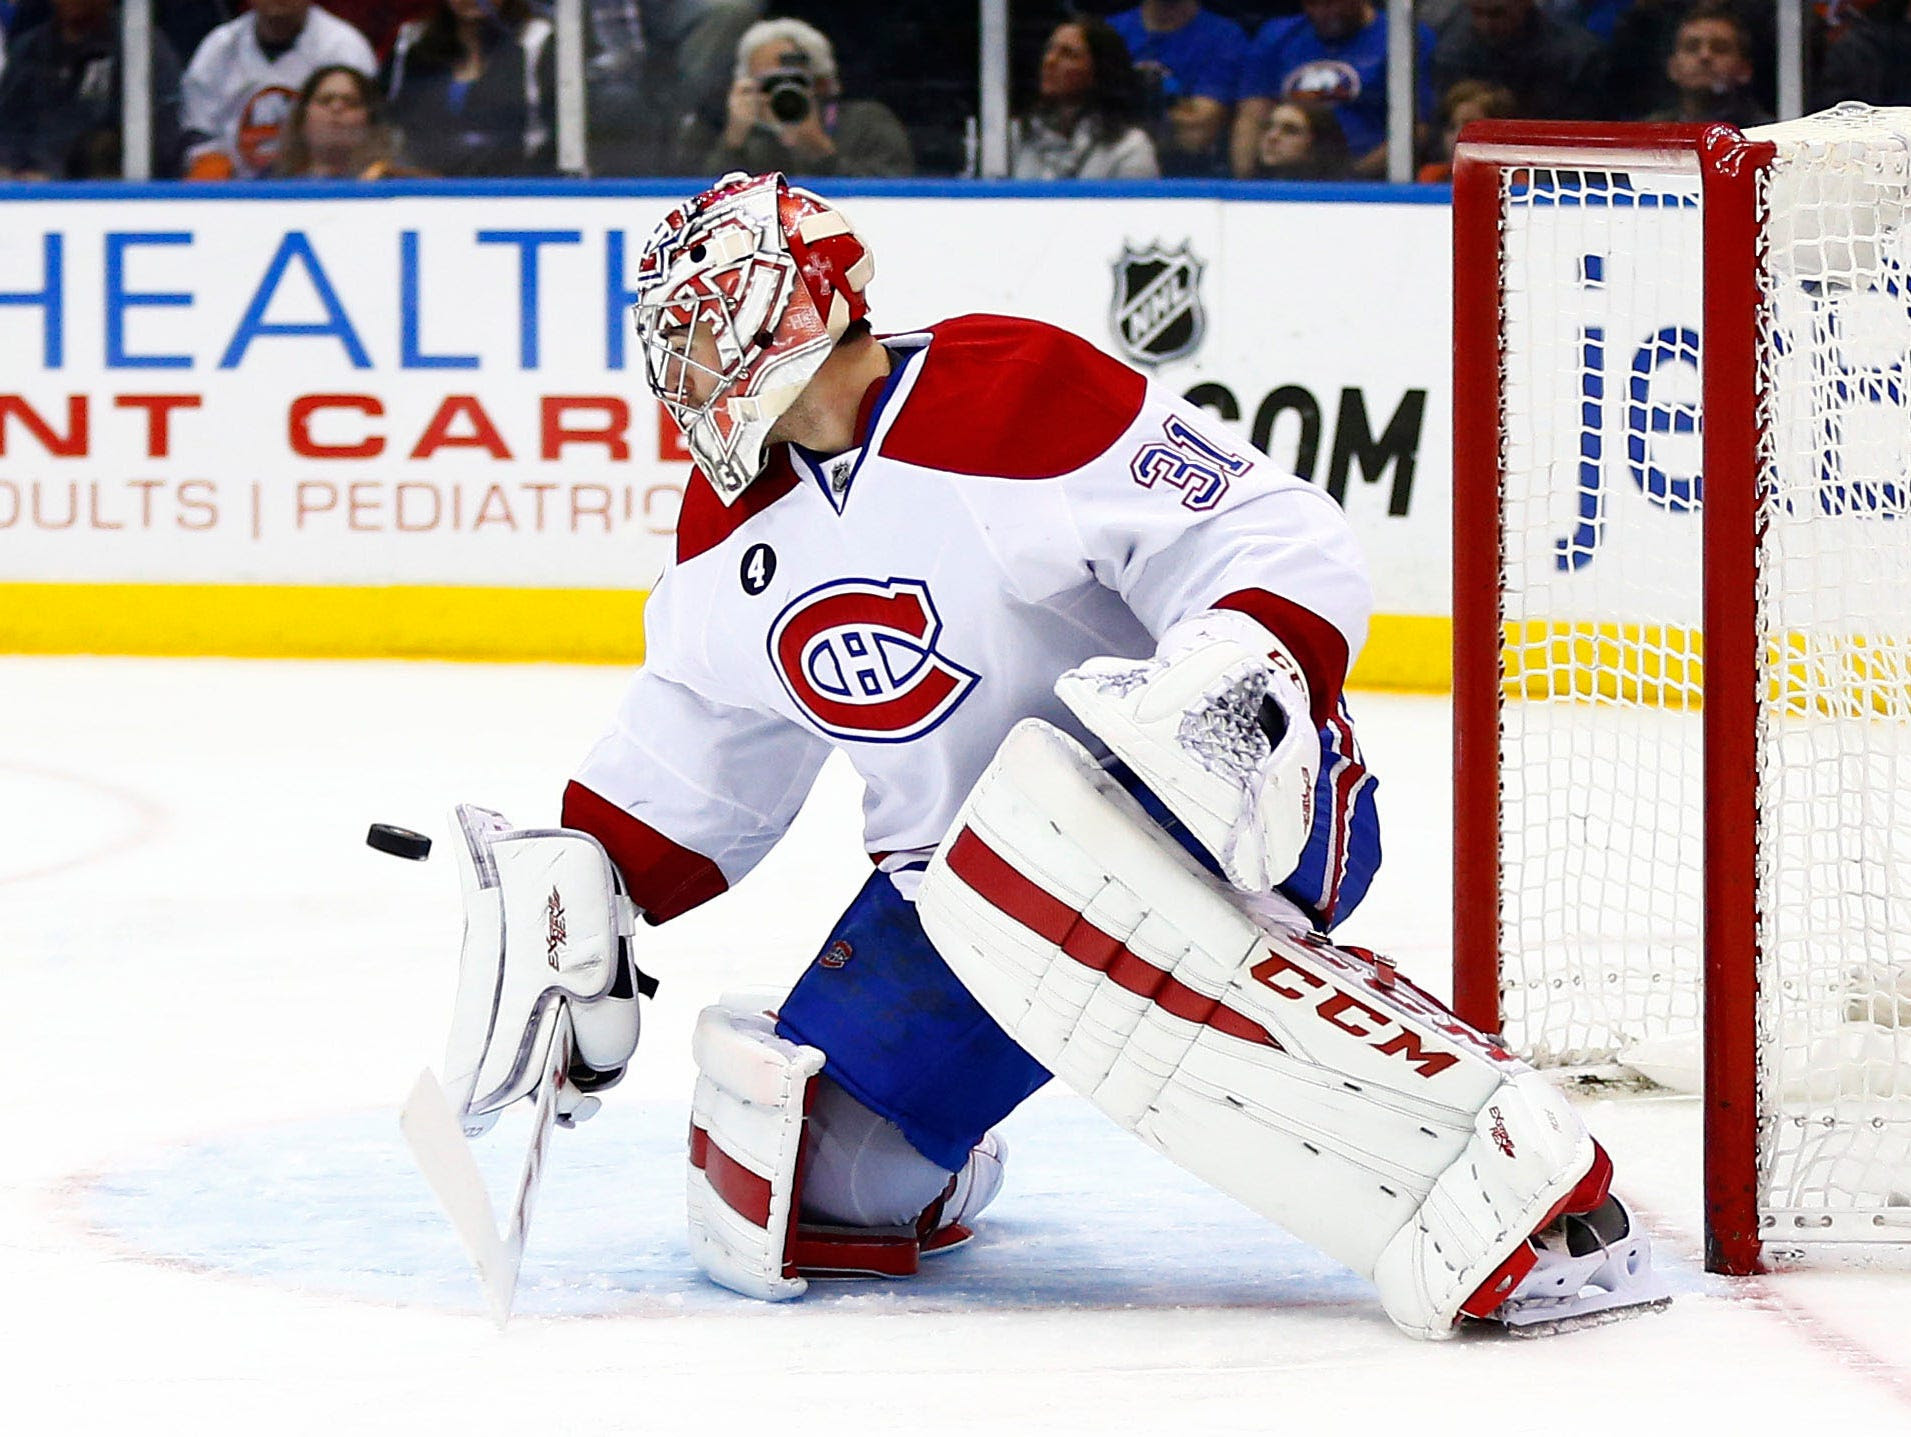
274;62;415;176
183;0;377;178
1814;0;1911;107
1646;2;1771;124
673;16;912;178
1417;77;1515;181
0;0;185;177
1415;0;1631;34
574;0;764;175
1815;0;1885;48
776;0;974;175
1430;0;1608;121
323;1;436;61
8;0;230;76
1572;0;1633;41
1108;1;1246;177
1249;98;1351;180
162;0;232;63
1012;16;1158;179
1607;0;1776;119
579;0;652;174
382;0;555;176
1230;0;1434;180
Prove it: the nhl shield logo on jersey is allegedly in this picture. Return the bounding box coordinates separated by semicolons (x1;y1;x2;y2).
1111;242;1206;367
769;578;979;742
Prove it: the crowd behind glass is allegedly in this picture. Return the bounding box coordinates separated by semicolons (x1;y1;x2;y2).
0;0;1902;183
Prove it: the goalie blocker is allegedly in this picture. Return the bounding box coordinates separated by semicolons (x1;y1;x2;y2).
916;720;1666;1338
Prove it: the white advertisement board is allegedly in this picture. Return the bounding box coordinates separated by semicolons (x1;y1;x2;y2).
0;186;1454;626
1500;180;1707;631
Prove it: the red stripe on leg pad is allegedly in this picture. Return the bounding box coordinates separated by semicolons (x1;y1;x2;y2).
1459;1142;1616;1325
1061;919;1125;972
688;1123;774;1228
944;826;1282;1051
1104;945;1165;996
1459;1241;1538;1321
1543;1141;1615;1228
948;827;1076;946
791;1224;921;1278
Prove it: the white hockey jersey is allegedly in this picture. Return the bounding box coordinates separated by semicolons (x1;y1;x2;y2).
565;315;1372;922
182;9;378;177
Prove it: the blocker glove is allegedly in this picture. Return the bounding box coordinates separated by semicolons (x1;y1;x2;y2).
1054;609;1318;894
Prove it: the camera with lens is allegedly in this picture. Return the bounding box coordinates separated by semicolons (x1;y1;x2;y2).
760;49;814;124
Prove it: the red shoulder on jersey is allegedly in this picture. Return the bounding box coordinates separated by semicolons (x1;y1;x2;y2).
561;781;728;922
879;314;1148;479
676;450;801;565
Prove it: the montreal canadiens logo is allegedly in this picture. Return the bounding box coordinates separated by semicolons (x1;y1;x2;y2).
769;578;979;742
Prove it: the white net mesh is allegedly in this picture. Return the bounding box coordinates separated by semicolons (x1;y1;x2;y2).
1496;159;1707;1072
1491;106;1911;1240
1754;107;1911;1237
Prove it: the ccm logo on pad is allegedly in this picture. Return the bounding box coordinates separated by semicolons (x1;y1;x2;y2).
1248;950;1461;1079
769;578;979;742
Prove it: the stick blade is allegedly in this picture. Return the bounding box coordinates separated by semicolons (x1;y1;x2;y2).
398;1068;521;1326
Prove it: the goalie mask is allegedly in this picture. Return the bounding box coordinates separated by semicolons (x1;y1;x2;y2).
633;171;876;504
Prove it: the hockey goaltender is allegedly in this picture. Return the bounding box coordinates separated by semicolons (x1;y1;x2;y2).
404;171;1669;1339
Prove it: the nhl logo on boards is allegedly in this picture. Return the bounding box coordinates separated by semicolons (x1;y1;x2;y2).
768;577;979;742
1110;241;1206;367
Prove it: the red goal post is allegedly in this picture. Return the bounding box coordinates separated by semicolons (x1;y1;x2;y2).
1450;112;1911;1276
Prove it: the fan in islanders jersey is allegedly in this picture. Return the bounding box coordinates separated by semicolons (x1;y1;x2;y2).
401;171;1669;1336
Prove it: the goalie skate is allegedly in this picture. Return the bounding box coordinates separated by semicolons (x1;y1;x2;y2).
1486;1194;1672;1335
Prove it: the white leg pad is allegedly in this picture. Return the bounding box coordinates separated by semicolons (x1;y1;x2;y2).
686;1003;826;1301
686;1001;993;1298
1370;1070;1602;1338
917;720;1603;1339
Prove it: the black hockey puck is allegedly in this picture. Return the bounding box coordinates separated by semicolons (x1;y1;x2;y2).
367;823;433;861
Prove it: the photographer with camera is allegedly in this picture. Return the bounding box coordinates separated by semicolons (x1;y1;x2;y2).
674;16;912;177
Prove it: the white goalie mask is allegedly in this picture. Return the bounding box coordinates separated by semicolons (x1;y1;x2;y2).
632;171;876;504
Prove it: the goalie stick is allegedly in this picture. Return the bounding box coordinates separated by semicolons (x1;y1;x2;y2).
399;1003;577;1327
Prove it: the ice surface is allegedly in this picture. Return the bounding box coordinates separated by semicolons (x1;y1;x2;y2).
7;657;1911;1434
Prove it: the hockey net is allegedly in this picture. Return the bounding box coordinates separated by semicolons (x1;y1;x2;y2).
1452;107;1911;1272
